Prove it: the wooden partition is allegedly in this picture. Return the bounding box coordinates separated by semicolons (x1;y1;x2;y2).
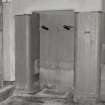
15;10;76;94
15;14;40;93
15;11;105;100
100;13;105;101
75;12;105;101
39;10;75;92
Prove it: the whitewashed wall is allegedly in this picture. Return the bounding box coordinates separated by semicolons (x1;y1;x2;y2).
12;0;102;14
3;2;15;81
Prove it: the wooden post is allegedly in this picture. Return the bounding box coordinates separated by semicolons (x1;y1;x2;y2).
15;13;40;93
3;2;15;81
74;12;103;101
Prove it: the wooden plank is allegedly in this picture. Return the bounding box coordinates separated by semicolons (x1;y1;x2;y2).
3;2;15;81
15;13;40;93
39;11;75;92
99;13;105;101
75;12;102;99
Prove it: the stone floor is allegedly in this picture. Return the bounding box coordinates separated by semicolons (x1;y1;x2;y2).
0;86;105;105
0;96;105;105
0;96;73;105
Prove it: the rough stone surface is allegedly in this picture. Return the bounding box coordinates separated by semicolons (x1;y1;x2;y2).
0;87;104;105
0;85;15;102
0;95;105;105
0;96;74;105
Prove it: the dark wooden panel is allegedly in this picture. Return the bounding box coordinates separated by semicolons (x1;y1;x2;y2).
15;15;28;90
75;12;102;99
39;11;75;92
100;13;105;101
15;14;40;93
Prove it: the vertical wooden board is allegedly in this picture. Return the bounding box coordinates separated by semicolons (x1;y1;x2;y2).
54;11;75;88
76;12;101;97
40;11;75;91
0;7;3;31
29;13;40;91
15;14;40;92
40;13;54;67
0;31;2;71
15;15;28;89
40;11;75;67
0;31;3;86
3;3;10;81
100;13;105;99
40;13;59;88
3;2;15;81
54;11;75;64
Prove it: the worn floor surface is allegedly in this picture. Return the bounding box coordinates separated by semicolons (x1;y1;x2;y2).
0;96;105;105
0;96;73;105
